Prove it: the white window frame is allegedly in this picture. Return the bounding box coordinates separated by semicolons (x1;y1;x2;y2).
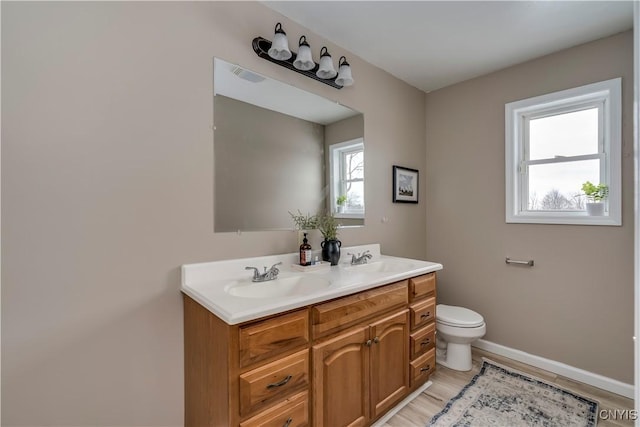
329;138;364;219
505;78;622;226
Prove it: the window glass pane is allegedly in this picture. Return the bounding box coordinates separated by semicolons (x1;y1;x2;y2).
527;159;599;211
343;150;363;180
529;108;598;160
345;181;364;212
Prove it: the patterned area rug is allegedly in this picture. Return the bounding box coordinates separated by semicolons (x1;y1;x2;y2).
427;359;599;427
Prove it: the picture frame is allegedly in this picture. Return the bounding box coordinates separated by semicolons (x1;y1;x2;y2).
393;165;419;203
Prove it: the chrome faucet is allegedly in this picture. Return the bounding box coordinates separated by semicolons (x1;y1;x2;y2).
245;262;282;282
348;250;372;265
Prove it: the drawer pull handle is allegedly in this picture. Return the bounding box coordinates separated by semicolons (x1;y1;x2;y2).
421;312;431;319
283;417;293;427
420;365;431;372
373;336;380;344
420;339;431;346
267;375;292;389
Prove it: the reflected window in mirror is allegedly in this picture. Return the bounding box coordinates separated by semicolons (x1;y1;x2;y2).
330;138;364;219
213;57;365;232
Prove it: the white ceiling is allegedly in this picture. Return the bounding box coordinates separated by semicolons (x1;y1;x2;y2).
263;1;634;92
214;58;359;124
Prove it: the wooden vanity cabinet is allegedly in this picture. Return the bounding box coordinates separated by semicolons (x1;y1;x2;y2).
183;271;437;427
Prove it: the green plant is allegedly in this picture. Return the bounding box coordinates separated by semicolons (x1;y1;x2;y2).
318;213;340;240
288;210;319;230
336;194;347;206
581;181;609;202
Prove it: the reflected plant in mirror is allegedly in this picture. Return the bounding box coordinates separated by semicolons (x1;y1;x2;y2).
213;58;365;232
288;210;319;230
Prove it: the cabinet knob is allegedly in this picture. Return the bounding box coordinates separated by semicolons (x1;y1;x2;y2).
283;417;293;427
365;339;372;347
420;364;431;373
373;336;380;344
267;374;292;389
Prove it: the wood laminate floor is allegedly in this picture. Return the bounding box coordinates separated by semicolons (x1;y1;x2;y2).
382;348;635;427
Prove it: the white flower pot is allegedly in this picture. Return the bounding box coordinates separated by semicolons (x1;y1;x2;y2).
586;202;605;216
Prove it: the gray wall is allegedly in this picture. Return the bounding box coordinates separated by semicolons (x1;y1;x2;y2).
1;1;427;425
214;95;325;231
425;31;634;383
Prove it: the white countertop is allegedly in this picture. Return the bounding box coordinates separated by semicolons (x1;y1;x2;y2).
181;244;443;325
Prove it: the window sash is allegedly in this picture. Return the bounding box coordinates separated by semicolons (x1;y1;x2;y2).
519;102;605;213
520;155;605;213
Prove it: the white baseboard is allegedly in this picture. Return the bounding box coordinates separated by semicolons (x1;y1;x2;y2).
473;339;634;399
371;381;433;427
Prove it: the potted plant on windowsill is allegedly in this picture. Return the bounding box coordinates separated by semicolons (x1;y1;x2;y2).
336;195;347;214
318;213;342;266
581;181;608;216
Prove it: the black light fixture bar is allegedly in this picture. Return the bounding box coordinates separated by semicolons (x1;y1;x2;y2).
252;37;343;90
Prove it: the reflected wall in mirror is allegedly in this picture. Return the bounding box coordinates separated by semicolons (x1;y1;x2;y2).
214;58;365;232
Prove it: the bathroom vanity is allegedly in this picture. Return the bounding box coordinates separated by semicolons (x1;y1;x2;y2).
181;244;442;426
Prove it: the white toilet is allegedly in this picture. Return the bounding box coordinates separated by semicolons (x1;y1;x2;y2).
435;304;486;371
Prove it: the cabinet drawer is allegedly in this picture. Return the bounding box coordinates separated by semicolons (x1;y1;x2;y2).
312;281;408;338
239;349;309;416
240;391;308;427
410;297;435;330
239;309;309;368
409;273;436;301
410;323;435;360
410;348;435;386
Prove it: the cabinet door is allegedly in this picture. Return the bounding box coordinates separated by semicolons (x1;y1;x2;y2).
312;325;369;427
369;309;409;419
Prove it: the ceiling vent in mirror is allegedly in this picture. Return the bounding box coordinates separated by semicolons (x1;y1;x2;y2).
230;66;266;83
252;23;354;89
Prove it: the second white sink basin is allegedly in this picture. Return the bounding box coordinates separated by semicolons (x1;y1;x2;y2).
344;260;417;273
225;275;331;299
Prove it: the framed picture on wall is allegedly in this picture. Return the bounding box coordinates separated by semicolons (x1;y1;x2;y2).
393;165;419;203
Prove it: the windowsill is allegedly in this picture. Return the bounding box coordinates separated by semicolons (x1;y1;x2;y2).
506;211;621;226
334;212;364;220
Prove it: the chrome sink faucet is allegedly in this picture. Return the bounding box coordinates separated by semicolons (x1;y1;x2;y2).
245;262;282;282
348;250;372;265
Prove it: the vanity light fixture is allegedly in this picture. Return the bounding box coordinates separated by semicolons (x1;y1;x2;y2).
252;24;354;90
335;56;354;87
267;23;292;61
293;36;315;71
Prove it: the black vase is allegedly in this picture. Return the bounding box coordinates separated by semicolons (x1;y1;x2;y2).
321;239;342;266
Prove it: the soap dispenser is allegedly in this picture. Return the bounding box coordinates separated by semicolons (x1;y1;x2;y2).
299;233;312;266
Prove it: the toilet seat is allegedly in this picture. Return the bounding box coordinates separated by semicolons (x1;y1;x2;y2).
437;304;484;328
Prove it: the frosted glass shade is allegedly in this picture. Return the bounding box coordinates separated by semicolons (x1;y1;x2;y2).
316;47;337;79
335;64;354;87
293;43;315;71
268;24;291;61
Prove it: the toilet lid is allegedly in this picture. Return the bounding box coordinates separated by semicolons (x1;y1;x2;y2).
437;304;484;327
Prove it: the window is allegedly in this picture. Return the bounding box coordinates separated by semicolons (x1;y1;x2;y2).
505;78;621;225
329;138;364;218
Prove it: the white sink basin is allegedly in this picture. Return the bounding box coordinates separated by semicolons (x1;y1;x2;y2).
344;260;417;273
225;275;331;299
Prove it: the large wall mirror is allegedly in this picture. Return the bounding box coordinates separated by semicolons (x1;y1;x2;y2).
214;58;365;232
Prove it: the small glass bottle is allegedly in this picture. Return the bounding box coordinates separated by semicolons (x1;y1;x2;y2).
299;233;312;266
